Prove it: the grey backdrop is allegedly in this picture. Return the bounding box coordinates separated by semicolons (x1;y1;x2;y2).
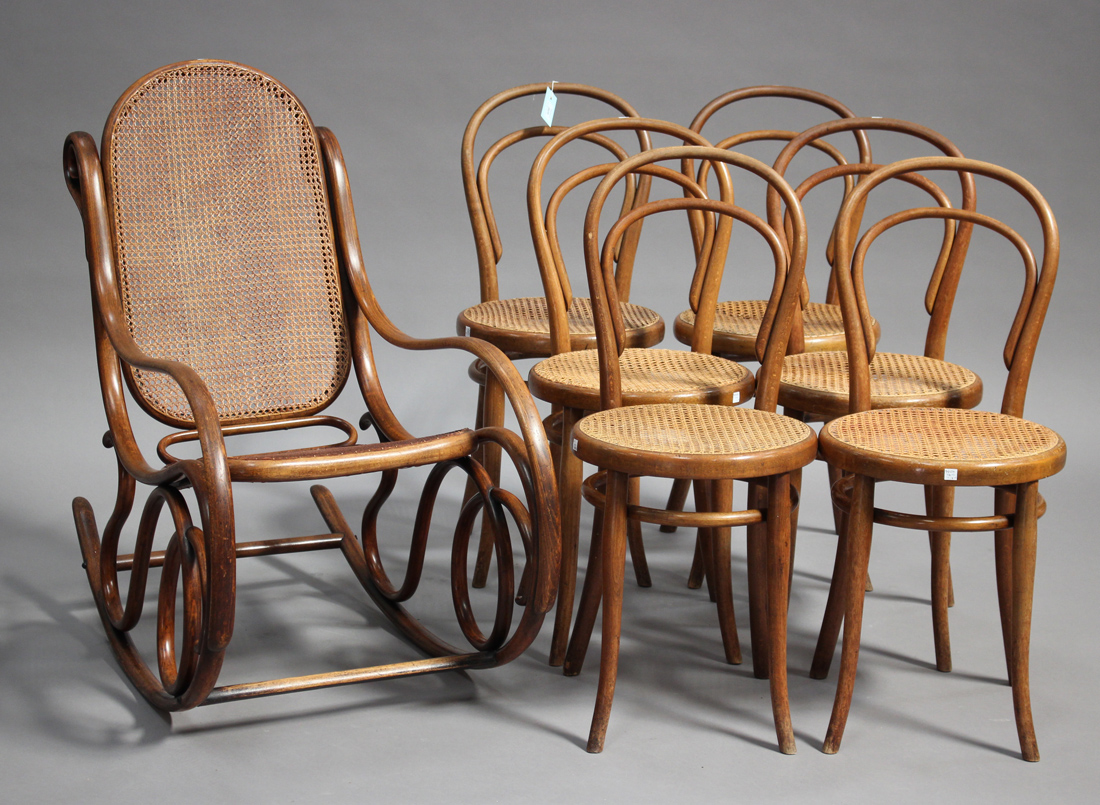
2;1;1097;802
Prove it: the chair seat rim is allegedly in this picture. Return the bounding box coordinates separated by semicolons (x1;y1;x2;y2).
529;348;756;409
572;403;818;479
777;350;984;418
458;296;664;356
819;407;1067;486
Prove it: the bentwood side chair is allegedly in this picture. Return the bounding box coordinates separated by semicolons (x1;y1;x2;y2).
457;84;663;587
525;118;757;666
65;60;559;711
769;118;978;675
673;85;874;361
816;156;1065;761
662;87;875;541
562;146;817;753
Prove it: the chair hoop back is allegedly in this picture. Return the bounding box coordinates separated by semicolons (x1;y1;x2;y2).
101;60;350;427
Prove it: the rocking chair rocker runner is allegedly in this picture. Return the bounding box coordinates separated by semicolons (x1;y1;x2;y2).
65;60;559;711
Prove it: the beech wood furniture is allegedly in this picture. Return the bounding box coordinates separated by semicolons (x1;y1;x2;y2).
457;85;664;588
770;118;978;675
673;86;873;361
65;60;559;711
815;156;1064;760
524;118;760;667
561;145;818;753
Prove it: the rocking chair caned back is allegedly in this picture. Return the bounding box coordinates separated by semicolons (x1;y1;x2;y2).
102;62;350;427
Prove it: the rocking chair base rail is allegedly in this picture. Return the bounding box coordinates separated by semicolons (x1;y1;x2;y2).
201;652;494;706
113;532;345;572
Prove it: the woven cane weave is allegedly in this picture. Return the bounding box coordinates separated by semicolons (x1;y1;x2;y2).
462;296;659;336
576;403;813;456
532;348;751;395
678;300;858;339
825;408;1062;463
781;351;978;399
105;62;349;425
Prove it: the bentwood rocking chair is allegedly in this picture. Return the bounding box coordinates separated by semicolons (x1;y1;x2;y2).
64;60;559;711
562;146;818;753
816;156;1065;760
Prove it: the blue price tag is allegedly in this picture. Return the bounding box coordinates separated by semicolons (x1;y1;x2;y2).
541;85;558;126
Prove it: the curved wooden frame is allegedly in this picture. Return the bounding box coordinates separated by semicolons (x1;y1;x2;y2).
560;145;818;753
65;61;560;712
817;156;1064;760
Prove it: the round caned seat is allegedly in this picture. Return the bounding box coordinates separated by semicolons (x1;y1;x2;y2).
778;351;982;419
820;407;1066;486
573;402;817;480
529;348;755;410
675;300;881;359
458;296;663;356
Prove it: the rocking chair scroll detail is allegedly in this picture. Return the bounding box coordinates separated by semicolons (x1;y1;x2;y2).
65;60;559;712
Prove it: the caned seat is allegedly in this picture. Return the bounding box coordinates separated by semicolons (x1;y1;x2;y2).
813;156;1065;761
460;296;661;355
530;348;753;410
559;145;816;754
676;300;880;358
65;61;559;712
780;350;981;419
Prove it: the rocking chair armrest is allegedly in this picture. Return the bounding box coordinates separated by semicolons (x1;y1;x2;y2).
64;131;231;489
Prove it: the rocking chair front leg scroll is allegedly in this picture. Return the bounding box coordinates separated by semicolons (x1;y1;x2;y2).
66;60;559;713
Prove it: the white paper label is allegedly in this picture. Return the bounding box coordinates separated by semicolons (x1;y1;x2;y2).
541;85;558;126
572;438;579;452
732;392;740;404
944;468;958;481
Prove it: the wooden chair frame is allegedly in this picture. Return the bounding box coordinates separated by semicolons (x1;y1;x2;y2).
65;61;559;712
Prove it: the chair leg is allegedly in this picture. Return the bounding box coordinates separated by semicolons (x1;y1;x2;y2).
563;507;605;677
822;474;875;754
550;407;584;667
690;480;718;602
1007;481;1040;761
993;486;1016;685
926;484;954;672
472;370;505;587
709;479;741;665
745;478;769;679
766;473;796;754
659;477;692;533
586;470;630;753
627;477;652;587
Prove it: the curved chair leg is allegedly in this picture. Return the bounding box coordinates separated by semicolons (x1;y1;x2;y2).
926;484;954;672
471;369;505;587
709;479;741;665
550;406;585;667
563;507;605;677
745;479;770;678
766;472;796;754
692;480;717;602
822;473;875;754
627;477;652;587
998;483;1038;761
993;486;1016;685
586;470;630;753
